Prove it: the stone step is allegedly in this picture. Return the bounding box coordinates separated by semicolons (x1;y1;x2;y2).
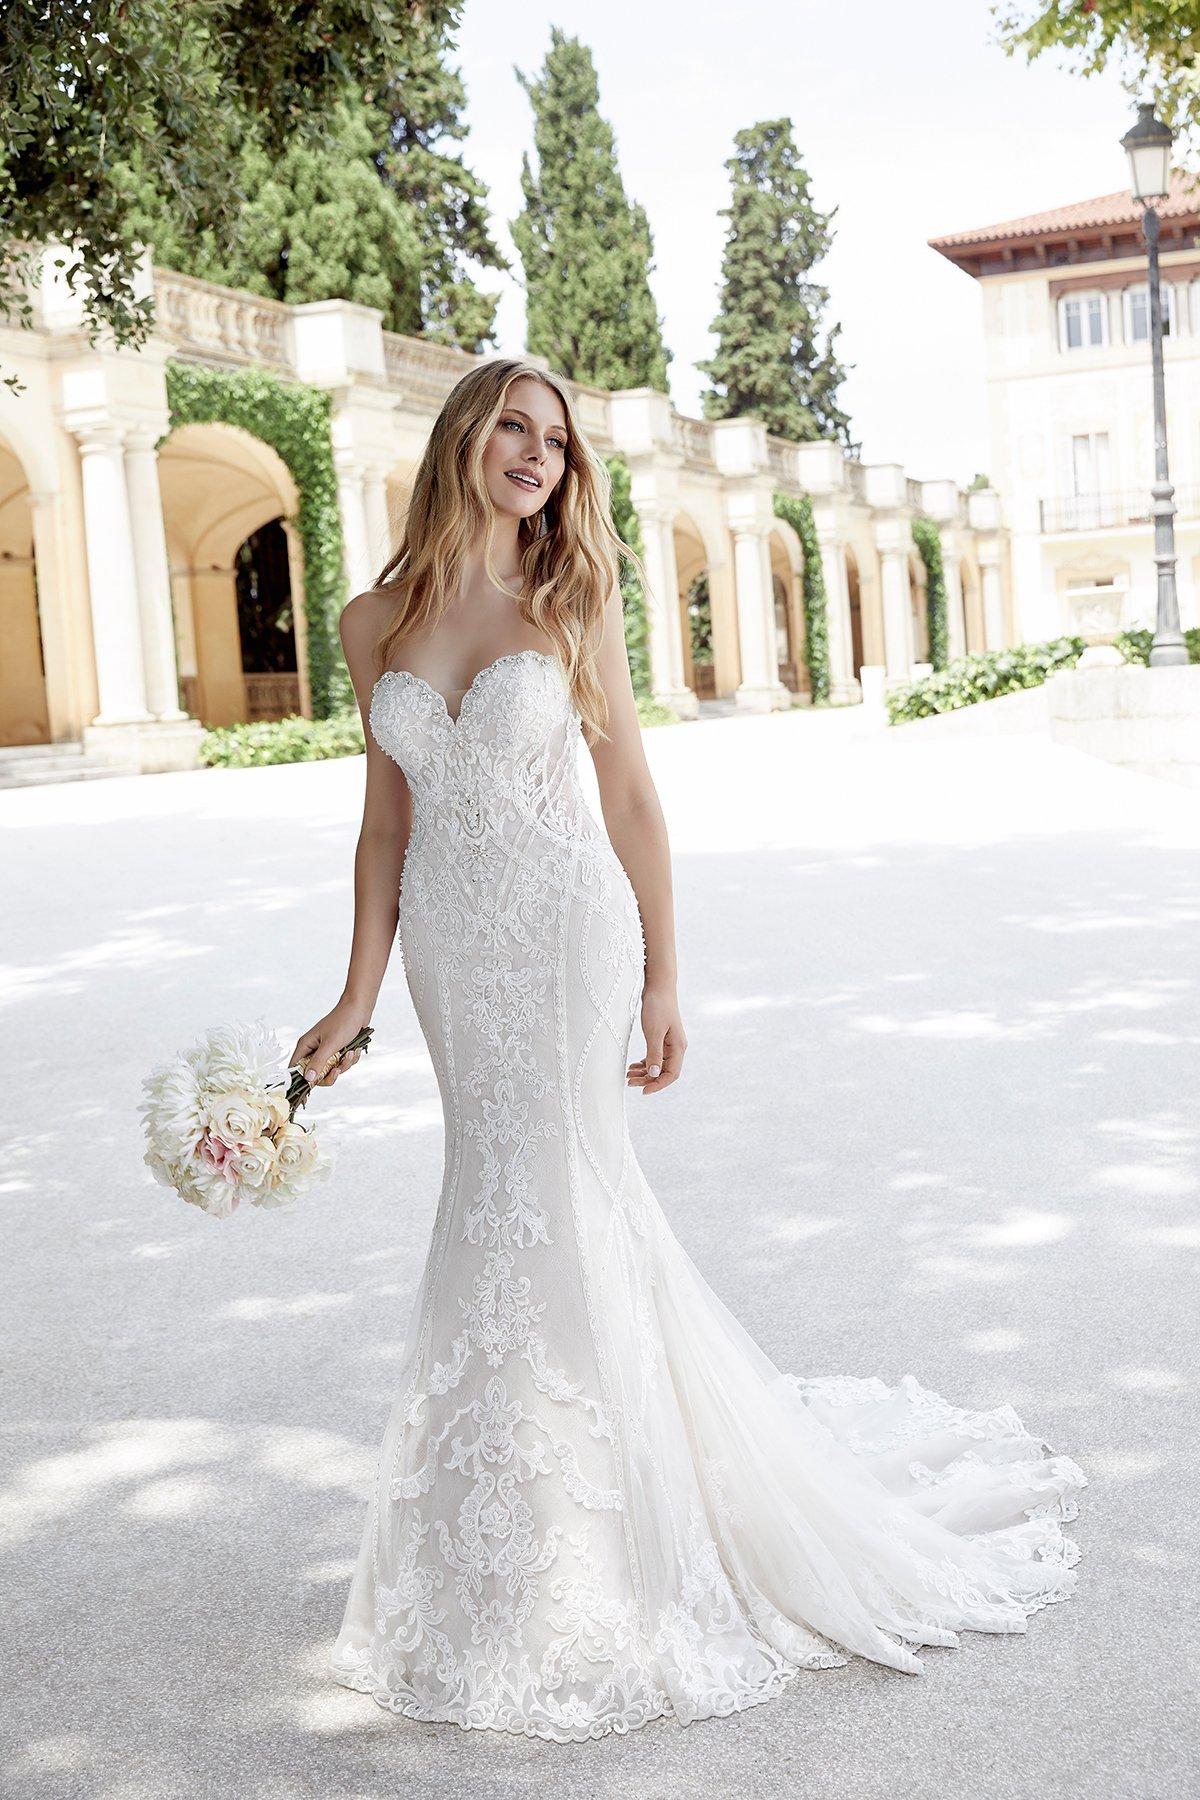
0;742;139;786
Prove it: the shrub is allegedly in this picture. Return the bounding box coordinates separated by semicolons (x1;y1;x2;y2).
885;638;1085;725
200;712;365;768
1115;626;1200;666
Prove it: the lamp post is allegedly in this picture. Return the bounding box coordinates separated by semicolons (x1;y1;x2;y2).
1121;103;1189;665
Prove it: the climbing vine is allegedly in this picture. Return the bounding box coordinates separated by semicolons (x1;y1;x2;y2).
911;515;949;673
161;361;351;717
604;454;652;698
772;491;830;703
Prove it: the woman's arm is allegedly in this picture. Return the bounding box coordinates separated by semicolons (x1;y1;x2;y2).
587;584;688;1095
288;592;412;1089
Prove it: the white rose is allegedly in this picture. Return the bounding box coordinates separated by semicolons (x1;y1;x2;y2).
228;1137;278;1189
206;1089;270;1149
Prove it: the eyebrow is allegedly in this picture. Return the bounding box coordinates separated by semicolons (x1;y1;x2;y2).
504;406;569;436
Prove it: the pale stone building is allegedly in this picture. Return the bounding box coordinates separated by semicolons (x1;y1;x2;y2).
0;248;1008;778
930;170;1200;648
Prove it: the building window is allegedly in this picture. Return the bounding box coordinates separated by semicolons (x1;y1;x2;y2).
1059;291;1108;351
1123;281;1175;342
1069;431;1112;528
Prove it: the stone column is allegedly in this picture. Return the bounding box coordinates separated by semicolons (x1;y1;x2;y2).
941;541;968;663
980;548;1006;650
363;466;394;585
336;455;372;598
76;426;151;724
731;523;790;712
815;524;859;704
125;428;188;719
636;502;697;717
283;520;313;718
877;520;915;682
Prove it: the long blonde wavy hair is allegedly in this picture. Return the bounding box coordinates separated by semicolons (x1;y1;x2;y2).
371;358;646;745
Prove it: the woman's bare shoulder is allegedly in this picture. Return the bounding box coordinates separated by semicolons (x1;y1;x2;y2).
340;588;395;651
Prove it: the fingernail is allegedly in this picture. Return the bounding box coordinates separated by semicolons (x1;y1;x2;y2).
306;1068;318;1083
648;1065;660;1078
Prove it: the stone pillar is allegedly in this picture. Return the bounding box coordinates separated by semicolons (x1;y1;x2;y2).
282;520;313;718
636;503;697;717
125;428;188;719
981;548;1006;651
877;523;915;682
363;466;394;586
815;525;860;704
941;542;968;663
731;523;790;712
76;426;151;725
336;456;372;598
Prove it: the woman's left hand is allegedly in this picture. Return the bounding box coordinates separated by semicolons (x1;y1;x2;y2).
627;984;687;1095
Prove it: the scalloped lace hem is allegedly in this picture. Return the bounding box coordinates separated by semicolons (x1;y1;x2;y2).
329;1650;802;1744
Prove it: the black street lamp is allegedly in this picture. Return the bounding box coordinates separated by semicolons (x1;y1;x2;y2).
1121;103;1189;666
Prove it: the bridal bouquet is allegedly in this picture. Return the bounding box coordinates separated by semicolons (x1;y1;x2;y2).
139;1017;372;1219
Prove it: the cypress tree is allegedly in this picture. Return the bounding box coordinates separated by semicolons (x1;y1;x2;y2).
511;30;671;391
699;119;854;448
374;3;506;351
118;99;424;333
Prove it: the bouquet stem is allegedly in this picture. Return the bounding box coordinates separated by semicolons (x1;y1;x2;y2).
285;1026;374;1117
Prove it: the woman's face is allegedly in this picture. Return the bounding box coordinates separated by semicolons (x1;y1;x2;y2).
480;376;570;522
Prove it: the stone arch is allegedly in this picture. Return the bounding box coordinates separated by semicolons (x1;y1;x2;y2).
672;511;721;700
767;521;808;699
959;553;985;654
909;547;929;666
844;545;866;681
158;422;304;726
0;433;48;746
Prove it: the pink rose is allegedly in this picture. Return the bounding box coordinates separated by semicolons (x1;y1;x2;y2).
198;1130;237;1174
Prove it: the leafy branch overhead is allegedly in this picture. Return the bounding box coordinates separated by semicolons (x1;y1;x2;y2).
0;0;502;365
993;1;1200;159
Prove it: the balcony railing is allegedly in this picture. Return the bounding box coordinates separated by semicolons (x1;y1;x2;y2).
1040;487;1200;533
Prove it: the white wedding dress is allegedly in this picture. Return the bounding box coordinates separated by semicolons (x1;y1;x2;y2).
331;648;1087;1742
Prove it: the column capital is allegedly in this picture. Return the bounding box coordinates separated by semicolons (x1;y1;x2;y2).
69;418;128;453
634;499;677;530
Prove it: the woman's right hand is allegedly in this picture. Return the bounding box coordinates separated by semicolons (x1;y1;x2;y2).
289;999;373;1089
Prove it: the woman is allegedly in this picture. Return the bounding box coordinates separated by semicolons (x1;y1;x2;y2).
294;358;1086;1743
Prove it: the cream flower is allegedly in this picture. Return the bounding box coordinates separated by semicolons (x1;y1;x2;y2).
206;1090;270;1149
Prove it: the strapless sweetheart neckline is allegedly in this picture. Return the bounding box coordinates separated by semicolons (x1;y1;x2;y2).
373;648;561;728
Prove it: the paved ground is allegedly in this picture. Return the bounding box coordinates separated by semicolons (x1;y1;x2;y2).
2;705;1198;1800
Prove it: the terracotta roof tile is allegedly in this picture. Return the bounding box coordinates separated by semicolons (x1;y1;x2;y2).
929;169;1200;250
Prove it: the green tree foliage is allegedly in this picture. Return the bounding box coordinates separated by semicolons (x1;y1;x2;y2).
0;0;422;374
374;8;507;351
112;6;501;348
119;99;425;332
512;30;671;391
993;3;1200;156
700;120;854;449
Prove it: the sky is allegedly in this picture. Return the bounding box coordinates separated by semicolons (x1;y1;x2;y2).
451;0;1137;488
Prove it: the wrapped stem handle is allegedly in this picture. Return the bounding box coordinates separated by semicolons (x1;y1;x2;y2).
286;1025;374;1117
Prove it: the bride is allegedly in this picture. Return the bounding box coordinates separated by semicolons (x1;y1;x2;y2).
292;357;1086;1743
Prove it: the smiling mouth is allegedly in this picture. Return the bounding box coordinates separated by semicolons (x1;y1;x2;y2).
505;470;543;490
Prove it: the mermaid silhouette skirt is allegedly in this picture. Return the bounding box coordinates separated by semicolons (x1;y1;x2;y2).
330;651;1086;1742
